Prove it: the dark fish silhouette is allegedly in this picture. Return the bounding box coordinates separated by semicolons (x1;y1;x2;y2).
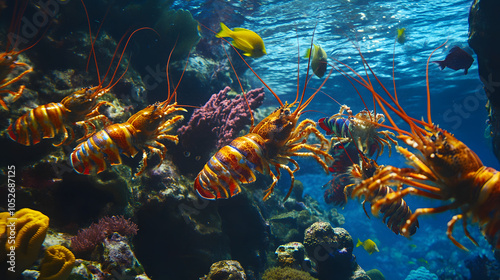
432;46;474;75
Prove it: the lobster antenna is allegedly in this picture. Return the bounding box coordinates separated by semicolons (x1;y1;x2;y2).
392;38;398;103
79;0;102;83
105;27;158;89
426;40;448;126
165;35;179;103
294;26;300;104
6;0;27;51
297;25;316;110
172;43;193;104
220;42;255;128
85;4;112;74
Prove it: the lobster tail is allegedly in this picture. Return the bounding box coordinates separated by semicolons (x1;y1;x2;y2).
8;103;69;146
194;134;268;200
375;186;419;236
70;123;138;175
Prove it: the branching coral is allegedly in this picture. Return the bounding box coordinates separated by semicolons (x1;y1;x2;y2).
178;86;265;150
175;86;265;174
71;216;138;253
38;245;76;280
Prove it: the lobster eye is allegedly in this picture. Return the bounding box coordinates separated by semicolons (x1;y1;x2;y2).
430;135;437;142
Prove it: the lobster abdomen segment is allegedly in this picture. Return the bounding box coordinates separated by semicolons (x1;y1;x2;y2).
194;134;268;200
70;123;138;175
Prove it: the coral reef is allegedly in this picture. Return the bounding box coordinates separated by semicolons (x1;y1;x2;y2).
201;260;247;280
275;242;311;272
176;86;265;174
38;245;75;280
303;222;369;280
404;267;438;280
465;255;500;280
262;267;318;280
468;0;500;164
102;233;146;278
70;216;138;254
0;208;49;279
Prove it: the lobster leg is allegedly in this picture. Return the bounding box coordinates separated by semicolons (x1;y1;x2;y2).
263;167;280;200
462;216;479;247
447;214;470;251
135;150;149;177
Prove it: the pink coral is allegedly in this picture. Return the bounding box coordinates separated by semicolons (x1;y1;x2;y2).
71;216;138;253
178;86;265;150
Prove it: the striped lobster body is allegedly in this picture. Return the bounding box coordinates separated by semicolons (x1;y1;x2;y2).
318;116;350;137
7;87;111;146
70;123;139;175
195;103;332;201
319;105;397;159
70;102;186;176
194;133;270;199
8;102;70;146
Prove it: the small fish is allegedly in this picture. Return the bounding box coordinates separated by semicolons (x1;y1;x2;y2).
356;238;379;255
409;244;417;249
432;46;474;75
397;28;406;44
304;44;328;78
417;258;429;264
216;22;267;58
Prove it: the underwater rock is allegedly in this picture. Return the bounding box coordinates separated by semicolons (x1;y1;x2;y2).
268;209;319;246
465;255;500;280
201;260;247;280
102;233;146;278
468;0;500;164
262;267;317;280
275;242;312;272
404;267;438;280
154;9;200;60
133;175;231;280
303;222;368;280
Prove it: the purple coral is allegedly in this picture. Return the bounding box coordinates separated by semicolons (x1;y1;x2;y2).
70;223;107;253
99;216;139;236
71;216;138;253
177;86;265;150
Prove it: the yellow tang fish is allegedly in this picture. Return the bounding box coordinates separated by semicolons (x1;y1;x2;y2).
397;28;406;44
304;44;328;78
216;22;267;58
356;238;380;255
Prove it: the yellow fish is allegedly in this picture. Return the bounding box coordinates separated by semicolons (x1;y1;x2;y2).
216;22;267;58
356;238;379;255
304;44;328;78
397;28;406;44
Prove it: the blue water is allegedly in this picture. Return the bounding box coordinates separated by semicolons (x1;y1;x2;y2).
174;0;498;279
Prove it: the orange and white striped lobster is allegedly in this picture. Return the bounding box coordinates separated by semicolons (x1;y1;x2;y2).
70;47;187;177
336;42;500;250
7;27;150;146
0;0;35;110
318;105;418;236
194;30;333;201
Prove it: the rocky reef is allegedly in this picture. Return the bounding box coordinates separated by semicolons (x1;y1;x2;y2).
469;0;500;164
